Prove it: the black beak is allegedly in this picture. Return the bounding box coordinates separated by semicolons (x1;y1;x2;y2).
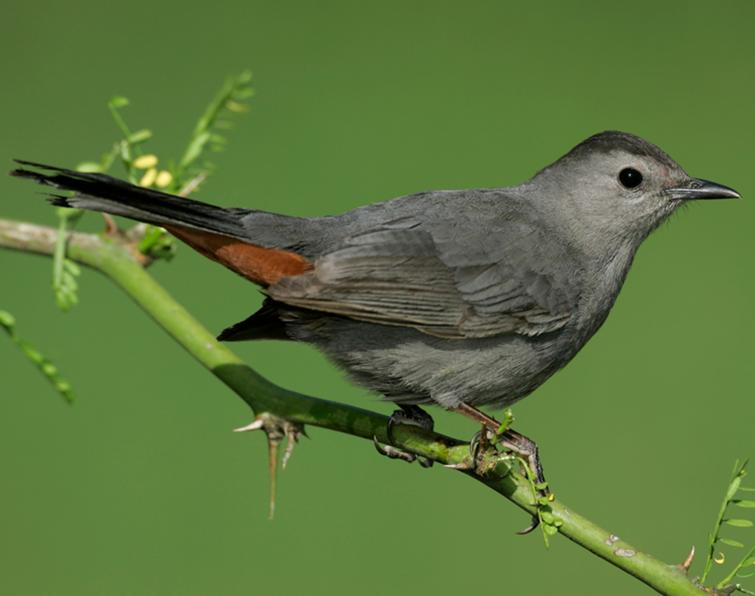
667;178;741;200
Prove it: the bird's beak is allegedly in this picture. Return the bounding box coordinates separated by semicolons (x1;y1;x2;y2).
666;178;741;201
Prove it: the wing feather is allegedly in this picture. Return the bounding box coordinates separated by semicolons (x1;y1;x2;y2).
269;216;580;339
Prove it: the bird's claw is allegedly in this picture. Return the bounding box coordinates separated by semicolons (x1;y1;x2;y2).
455;416;548;535
375;406;434;467
373;436;418;463
386;406;434;439
516;515;540;535
465;426;511;475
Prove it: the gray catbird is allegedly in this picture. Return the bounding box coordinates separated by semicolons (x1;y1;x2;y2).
12;131;740;485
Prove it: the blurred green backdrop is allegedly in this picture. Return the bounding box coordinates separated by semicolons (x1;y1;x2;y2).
1;1;753;594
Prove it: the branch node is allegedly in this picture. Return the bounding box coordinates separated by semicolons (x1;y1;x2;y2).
234;412;305;519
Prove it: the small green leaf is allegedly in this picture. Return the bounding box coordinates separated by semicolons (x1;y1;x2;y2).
56;207;83;222
232;87;255;100
725;519;754;528
180;131;211;168
734;500;755;509
214;120;234;130
224;99;248;113
55;380;72;393
543;523;558;536
497;409;515;434
63;259;81;276
719;538;746;548
137;225;176;261
119;140;132;163
540;511;555;524
109;95;129;108
535;481;549;491
128;129;152;143
21;343;42;362
76;161;103;173
1;314;75;404
0;310;16;329
727;476;744;502
100;145;118;172
41;362;58;376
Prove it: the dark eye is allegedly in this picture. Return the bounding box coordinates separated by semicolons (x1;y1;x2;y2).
619;168;643;189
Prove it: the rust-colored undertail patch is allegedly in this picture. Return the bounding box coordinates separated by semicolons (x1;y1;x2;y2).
165;225;312;286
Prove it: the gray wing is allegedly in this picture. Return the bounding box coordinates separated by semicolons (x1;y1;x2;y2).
268;214;582;339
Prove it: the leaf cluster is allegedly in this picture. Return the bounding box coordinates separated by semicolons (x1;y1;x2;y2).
0;310;74;403
52;70;254;308
701;460;755;594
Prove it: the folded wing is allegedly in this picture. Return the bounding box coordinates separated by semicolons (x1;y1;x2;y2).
269;216;581;339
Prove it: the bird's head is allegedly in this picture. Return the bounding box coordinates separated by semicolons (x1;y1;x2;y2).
529;130;740;245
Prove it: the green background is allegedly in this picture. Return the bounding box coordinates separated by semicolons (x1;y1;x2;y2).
1;2;753;594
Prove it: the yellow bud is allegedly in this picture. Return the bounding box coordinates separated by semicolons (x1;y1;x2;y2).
155;170;173;188
139;168;158;187
713;552;725;565
133;154;158;169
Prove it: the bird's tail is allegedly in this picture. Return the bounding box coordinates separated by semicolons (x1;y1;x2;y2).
10;160;247;240
10;160;314;286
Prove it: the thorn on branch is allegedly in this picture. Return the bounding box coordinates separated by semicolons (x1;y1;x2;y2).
678;545;696;573
102;213;119;236
178;172;207;197
234;412;304;519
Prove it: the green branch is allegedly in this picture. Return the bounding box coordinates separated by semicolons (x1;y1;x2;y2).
0;217;715;595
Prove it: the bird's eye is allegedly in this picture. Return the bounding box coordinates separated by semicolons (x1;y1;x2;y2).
618;168;643;189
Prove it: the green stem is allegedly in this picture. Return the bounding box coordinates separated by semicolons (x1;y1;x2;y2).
0;217;709;596
718;545;755;589
52;214;68;299
108;101;133;141
703;471;737;583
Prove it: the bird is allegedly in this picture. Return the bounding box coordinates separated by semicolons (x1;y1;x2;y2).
11;131;740;485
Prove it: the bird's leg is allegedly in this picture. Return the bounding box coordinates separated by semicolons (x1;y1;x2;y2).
373;404;434;468
387;404;434;442
452;402;546;486
451;402;548;534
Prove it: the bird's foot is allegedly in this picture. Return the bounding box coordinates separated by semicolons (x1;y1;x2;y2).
373;405;434;468
387;404;434;440
450;403;552;535
451;403;546;483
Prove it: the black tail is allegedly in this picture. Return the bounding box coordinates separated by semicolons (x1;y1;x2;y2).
11;160;249;240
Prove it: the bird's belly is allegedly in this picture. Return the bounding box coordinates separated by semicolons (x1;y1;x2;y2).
286;315;574;410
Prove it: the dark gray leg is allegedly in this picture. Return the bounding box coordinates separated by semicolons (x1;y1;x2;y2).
374;404;434;468
452;403;546;485
387;404;434;443
452;402;547;534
